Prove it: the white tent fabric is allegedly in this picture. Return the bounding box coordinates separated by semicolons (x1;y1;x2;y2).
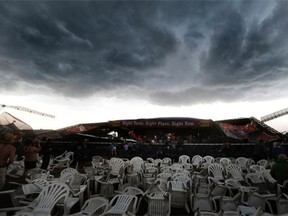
0;112;33;130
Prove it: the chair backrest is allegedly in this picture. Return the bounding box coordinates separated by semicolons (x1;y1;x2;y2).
256;159;268;168
92;155;103;163
65;151;74;160
171;163;184;170
108;194;138;215
81;197;109;215
162;157;172;166
154;158;163;167
130;157;144;172
191;193;214;212
225;164;243;181
60;167;78;176
203;156;215;164
157;173;173;182
26;168;50;181
22;179;49;195
109;158;124;176
225;178;242;197
235;157;248;170
160;166;173;174
122;186;144;195
183;163;193;172
249;165;265;173
59;171;75;184
31;182;70;215
192;155;203;167
245;173;266;185
146;178;167;193
146;157;154;163
145;191;171;216
246;158;255;168
145;163;155;169
220;158;232;168
208;163;224;180
208;176;227;196
179;155;190;164
174;176;192;189
70;173;87;192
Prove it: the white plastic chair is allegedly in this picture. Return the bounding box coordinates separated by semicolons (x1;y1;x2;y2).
225;179;242;197
161;157;172;166
103;194;138;215
208;177;227;197
50;151;74;171
183;163;193;174
160;166;173;174
174;175;193;192
144;191;171;216
68;197;109;216
6;159;25;178
208;163;225;181
129;157;144;172
116;186;144;213
235;157;249;173
25;168;51;182
179;155;191;164
190;193;215;212
203;156;215;164
266;194;288;215
2;183;71;216
256;159;268;168
213;192;241;212
61;167;79;176
143;167;158;190
109;158;124;176
225;164;244;182
157;173;173;182
220;158;232;168
239;183;276;210
0;179;48;207
249;165;266;173
167;180;190;213
192;155;203;169
95;179;115;199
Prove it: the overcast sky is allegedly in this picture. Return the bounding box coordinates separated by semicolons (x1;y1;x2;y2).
1;0;288;132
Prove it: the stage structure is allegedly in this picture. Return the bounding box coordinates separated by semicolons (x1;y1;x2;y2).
261;107;288;122
0;104;55;119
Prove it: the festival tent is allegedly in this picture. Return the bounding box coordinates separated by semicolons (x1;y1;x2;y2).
0;112;33;131
0;111;35;138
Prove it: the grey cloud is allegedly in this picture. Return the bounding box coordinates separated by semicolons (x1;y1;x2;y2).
0;1;288;105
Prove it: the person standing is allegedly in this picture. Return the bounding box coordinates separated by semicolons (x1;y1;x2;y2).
270;154;288;185
40;138;53;170
0;127;17;190
253;140;267;162
271;142;287;160
23;138;41;172
110;142;117;157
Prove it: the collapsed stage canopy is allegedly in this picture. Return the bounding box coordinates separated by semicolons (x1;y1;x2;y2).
36;117;283;143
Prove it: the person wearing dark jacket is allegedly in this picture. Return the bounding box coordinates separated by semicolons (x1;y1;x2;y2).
270;154;288;185
40;138;53;170
253;140;267;162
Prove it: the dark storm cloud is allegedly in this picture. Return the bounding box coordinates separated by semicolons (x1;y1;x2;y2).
0;1;287;105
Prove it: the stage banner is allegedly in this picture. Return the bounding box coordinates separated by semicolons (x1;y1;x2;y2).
110;118;213;128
